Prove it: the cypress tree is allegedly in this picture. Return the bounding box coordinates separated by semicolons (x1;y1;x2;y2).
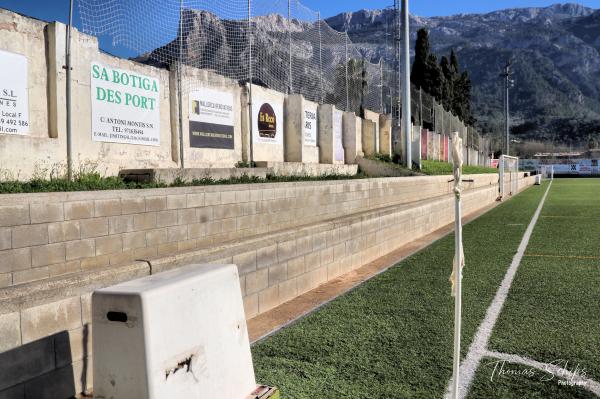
411;29;430;90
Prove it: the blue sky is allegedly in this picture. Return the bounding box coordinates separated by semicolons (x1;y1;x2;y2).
1;1;598;58
1;0;598;24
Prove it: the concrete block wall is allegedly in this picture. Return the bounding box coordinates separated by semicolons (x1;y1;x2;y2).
317;104;345;165
0;174;536;397
363;109;380;152
0;173;502;289
284;95;319;163
342;112;363;164
362;119;376;156
379;115;392;156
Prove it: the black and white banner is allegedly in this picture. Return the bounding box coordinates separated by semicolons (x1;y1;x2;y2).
189;88;235;149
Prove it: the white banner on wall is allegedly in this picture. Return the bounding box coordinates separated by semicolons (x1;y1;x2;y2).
0;49;29;135
303;104;317;146
334;108;344;162
90;62;160;146
252;97;283;145
188;88;235;149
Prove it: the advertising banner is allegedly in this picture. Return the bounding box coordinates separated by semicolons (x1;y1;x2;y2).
334;109;344;162
188;88;234;149
304;104;317;146
253;98;283;145
90;62;160;146
0;49;29;135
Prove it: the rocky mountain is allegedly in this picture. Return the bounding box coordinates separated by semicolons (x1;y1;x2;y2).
325;3;600;146
137;3;600;146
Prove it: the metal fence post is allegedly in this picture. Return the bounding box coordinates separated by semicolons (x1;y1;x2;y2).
248;0;254;165
317;12;324;104
66;0;74;180
288;0;292;94
345;32;349;112
380;59;384;114
401;0;411;167
177;0;185;169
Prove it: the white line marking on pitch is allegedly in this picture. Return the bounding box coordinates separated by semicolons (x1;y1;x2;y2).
445;181;553;399
485;350;600;397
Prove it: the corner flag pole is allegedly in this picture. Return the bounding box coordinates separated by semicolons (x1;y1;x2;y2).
450;131;464;399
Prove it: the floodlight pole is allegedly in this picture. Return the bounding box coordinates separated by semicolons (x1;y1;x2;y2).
401;0;411;168
501;60;512;156
66;0;74;181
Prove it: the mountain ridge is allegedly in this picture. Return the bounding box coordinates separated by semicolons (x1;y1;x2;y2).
325;3;600;145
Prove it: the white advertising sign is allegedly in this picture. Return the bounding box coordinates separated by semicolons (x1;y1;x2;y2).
303;104;317;146
252;97;283;145
334;108;344;162
189;88;235;149
0;50;29;135
91;62;160;146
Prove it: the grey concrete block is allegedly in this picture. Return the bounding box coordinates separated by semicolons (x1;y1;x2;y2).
30;203;64;224
11;225;48;249
0;248;31;274
0;205;30;227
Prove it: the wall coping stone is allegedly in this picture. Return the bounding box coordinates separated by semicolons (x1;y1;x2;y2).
0;174;502;205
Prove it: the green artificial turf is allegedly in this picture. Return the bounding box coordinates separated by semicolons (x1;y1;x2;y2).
483;178;600;389
251;183;548;398
468;357;597;399
421;160;499;176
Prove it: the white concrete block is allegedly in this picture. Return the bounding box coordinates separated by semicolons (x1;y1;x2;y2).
92;263;256;399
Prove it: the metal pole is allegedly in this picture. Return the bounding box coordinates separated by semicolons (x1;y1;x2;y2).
248;0;254;165
317;12;324;104
380;59;384;114
288;0;292;94
402;0;411;167
177;0;185;169
345;32;349;112
505;68;509;156
396;0;401;130
66;0;74;181
500;60;512;156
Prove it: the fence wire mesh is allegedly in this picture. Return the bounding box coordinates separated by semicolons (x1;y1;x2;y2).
78;0;488;160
